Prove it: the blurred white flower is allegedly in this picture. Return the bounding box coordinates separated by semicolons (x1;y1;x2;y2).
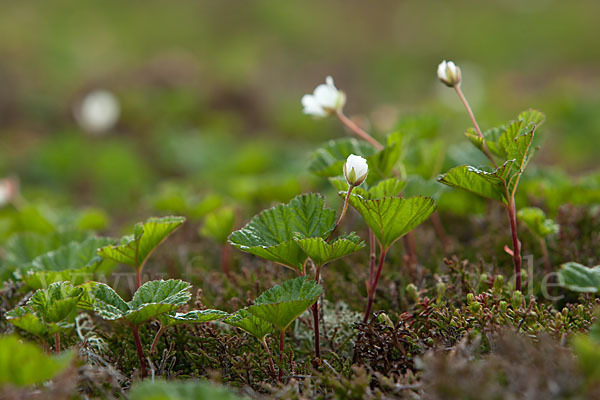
74;89;120;134
344;154;368;187
0;176;18;207
302;76;346;117
437;60;462;87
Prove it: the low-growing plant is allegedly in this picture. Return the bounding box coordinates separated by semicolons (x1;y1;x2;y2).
436;60;546;291
6;281;85;353
87;279;192;378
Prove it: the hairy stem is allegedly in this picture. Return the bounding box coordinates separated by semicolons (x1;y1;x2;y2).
336;111;384;150
454;85;498;169
130;324;148;379
363;246;388;323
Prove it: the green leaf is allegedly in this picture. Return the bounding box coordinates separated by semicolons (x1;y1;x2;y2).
129;379;245;400
224;309;274;342
6;282;84;337
228;193;336;271
90;279;192;326
517;207;559;238
98;216;185;271
161;309;229;327
246;276;322;331
308;138;377;177
345;194;436;249
0;335;74;387
558;262;600;293
200;206;236;244
465;109;545;159
22;237;115;289
28;282;84;323
368;139;402;180
438;161;515;204
295;233;365;267
5;307;50;337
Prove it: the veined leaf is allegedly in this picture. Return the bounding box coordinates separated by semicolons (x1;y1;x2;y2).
0;335;75;387
22;237;115;289
228;193;336;271
309;138;377;177
465;109;545;160
28;282;84;323
97;216;185;271
200;206;236;244
6;282;84;337
558;262;600;293
517;207;559;238
90;279;191;326
295;233;365;267
224;309;274;342
438;161;515;204
247;276;322;331
345;194;436;249
161;309;228;326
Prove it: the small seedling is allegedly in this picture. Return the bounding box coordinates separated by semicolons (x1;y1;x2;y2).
6;281;85;353
88;279;192;378
436;60;545;291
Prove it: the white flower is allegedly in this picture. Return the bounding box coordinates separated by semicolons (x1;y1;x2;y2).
0;177;18;207
74;89;121;134
437;60;462;87
302;76;346;118
344;154;368;187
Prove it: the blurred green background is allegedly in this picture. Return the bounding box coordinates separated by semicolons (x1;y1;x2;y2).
0;0;599;214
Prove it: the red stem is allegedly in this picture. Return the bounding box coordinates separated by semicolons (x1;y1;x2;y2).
136;269;143;290
454;85;498;169
150;324;166;354
336;111;384;150
130;324;148;379
506;200;522;291
312;266;322;359
362;246;388;323
261;339;276;376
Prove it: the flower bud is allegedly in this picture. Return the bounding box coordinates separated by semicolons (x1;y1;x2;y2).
302;76;346;118
437;60;462;87
343;154;368;187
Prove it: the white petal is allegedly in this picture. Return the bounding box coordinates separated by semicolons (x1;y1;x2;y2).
326;76;335;87
313;84;339;108
301;94;327;116
437;61;447;80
